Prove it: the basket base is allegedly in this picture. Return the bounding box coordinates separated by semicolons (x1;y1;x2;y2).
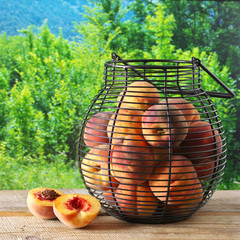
102;205;195;224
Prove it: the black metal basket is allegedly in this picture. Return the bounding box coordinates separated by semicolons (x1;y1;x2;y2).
78;53;235;224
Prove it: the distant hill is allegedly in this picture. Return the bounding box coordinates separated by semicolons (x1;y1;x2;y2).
0;0;87;39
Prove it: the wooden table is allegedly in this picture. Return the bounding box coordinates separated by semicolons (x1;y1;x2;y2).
0;189;239;240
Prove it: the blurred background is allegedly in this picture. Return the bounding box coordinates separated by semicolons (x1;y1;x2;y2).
0;0;239;190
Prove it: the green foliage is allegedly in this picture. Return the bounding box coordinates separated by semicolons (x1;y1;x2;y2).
0;0;239;190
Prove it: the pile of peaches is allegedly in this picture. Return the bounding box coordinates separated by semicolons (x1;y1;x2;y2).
81;81;223;218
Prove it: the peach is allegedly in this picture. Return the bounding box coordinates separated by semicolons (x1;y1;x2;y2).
149;155;201;205
142;104;188;147
111;135;156;184
107;108;144;144
160;98;200;125
27;188;64;219
117;81;161;111
84;111;113;148
53;194;101;228
114;183;159;216
81;144;119;191
166;183;203;214
180;121;223;180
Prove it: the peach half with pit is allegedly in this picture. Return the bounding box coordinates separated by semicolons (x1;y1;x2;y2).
53;194;101;228
111;134;156;184
142;104;188;147
149;155;201;205
117;81;161;111
107;108;143;145
84;111;113;148
114;183;159;216
27;188;64;219
180;121;223;180
81;144;119;191
160;98;200;126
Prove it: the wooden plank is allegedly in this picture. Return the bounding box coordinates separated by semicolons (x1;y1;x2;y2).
0;190;239;240
0;214;239;240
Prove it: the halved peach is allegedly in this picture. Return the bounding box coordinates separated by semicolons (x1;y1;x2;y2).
27;187;64;219
53;194;101;228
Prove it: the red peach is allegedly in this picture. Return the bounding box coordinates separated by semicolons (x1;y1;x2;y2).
117;81;161;111
84;111;113;148
160;98;200;125
142;104;188;147
180;121;223;180
114;183;159;216
149;155;201;205
111;135;156;184
107;108;144;145
81;144;119;191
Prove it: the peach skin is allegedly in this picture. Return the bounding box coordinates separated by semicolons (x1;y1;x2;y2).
111;134;156;184
107;108;143;144
149;155;200;205
142;104;188;147
81;144;119;191
27;188;64;219
180;121;223;180
114;182;159;216
166;182;203;214
160;98;200;126
117;81;161;111
84;111;113;148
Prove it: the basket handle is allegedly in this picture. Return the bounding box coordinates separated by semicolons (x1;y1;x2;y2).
192;57;235;99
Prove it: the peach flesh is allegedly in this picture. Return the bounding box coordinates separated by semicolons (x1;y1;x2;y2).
27;188;64;219
142;104;188;147
117;81;161;111
81;144;119;191
84;111;113;148
53;194;101;228
65;196;91;212
160;98;200;125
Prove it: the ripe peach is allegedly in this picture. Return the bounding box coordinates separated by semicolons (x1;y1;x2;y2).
114;183;159;216
180;121;223;179
27;188;64;219
149;155;201;205
142;104;188;147
107;108;143;144
166;183;203;214
111;135;156;184
84;111;113;148
160;98;200;125
81;144;119;191
53;194;101;228
117;81;161;111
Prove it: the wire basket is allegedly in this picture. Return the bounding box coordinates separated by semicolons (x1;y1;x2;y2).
78;53;235;224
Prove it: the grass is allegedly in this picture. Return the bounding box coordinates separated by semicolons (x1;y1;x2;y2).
0;153;85;190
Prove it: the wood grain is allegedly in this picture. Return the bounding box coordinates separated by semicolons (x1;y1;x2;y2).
0;190;239;240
